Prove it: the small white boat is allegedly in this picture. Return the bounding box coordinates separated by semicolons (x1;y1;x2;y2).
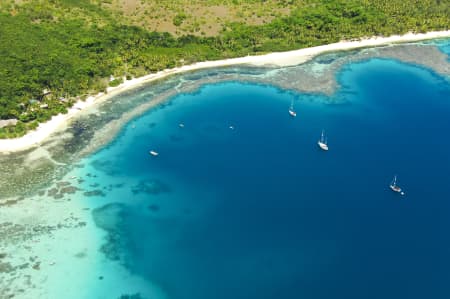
179;123;185;128
149;150;159;156
318;130;329;151
288;101;297;117
229;125;234;130
389;175;404;195
288;109;297;117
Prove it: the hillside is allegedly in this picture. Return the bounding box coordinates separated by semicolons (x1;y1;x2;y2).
0;0;449;138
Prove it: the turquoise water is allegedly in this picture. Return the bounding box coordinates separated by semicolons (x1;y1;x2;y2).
75;56;450;298
435;39;450;58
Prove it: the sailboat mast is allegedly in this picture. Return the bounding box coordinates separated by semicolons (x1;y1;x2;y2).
392;175;397;186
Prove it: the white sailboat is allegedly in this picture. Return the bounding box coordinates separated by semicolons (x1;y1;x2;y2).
318;130;329;151
149;150;159;156
389;175;404;195
288;101;297;117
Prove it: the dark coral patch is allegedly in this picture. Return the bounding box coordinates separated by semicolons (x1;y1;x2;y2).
131;179;170;195
148;204;160;212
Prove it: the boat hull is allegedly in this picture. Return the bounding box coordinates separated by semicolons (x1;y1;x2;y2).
389;185;402;193
318;141;328;151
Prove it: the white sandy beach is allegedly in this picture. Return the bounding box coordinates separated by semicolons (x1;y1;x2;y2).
1;30;449;153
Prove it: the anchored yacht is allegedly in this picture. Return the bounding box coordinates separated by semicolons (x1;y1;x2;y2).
390;175;404;195
318;130;329;151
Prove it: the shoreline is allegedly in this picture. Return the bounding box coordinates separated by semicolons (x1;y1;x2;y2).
1;30;449;153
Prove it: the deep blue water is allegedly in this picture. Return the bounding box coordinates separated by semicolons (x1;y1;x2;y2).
83;58;450;299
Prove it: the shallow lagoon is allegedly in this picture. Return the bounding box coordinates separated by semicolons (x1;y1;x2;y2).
78;58;450;298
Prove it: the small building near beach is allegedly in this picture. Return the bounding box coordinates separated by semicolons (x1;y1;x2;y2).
39;89;52;101
0;119;18;128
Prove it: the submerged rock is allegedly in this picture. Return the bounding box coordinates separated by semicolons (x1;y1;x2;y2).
60;186;79;194
53;193;64;200
91;159;120;176
148;204;160;212
56;181;71;188
32;262;40;270
100;233;123;261
83;190;106;197
118;293;143;299
92;203;128;261
46;183;81;199
0;262;14;273
74;251;87;258
0;197;24;207
92;203;125;231
47;188;58;197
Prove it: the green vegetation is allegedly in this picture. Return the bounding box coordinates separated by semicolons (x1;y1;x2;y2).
173;13;187;27
0;0;448;138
